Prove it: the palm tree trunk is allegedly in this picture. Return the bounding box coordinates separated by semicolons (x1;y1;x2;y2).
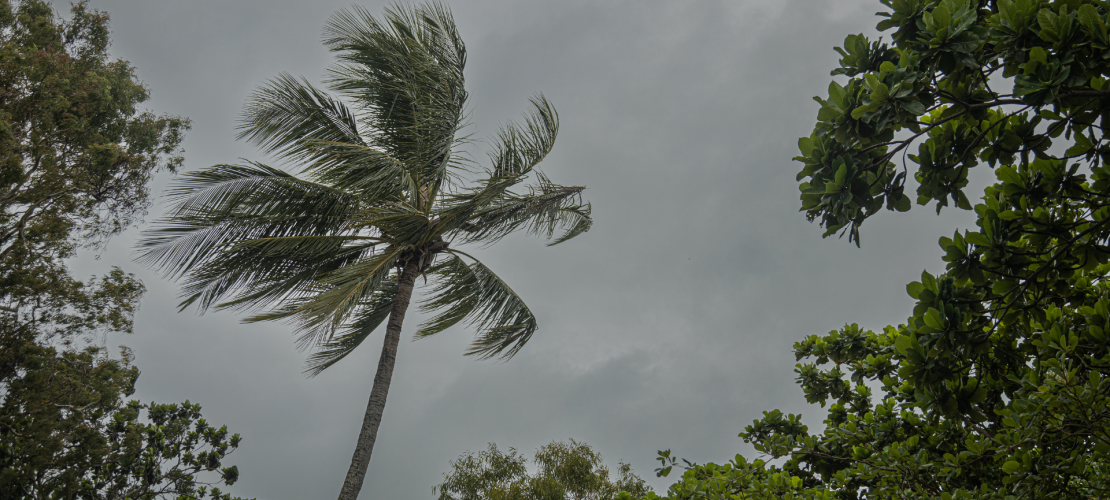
337;260;421;500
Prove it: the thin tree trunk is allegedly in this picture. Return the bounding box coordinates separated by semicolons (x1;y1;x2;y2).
337;260;421;500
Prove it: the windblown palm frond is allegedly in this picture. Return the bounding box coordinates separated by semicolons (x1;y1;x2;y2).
302;141;416;199
175;235;371;314
435;97;591;247
280;246;401;341
447;180;592;247
238;73;366;161
417;252;537;360
323;3;467;206
488;95;559;178
138;162;363;312
231;244;400;352
304;276;398;377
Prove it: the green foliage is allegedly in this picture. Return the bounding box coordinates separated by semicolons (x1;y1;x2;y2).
0;344;248;500
0;3;246;498
138;1;592;371
637;0;1110;499
436;440;651;500
0;0;188;346
796;0;1110;245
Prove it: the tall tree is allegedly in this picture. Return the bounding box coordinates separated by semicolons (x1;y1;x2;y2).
436;440;651;500
640;0;1110;499
0;0;188;352
0;2;247;499
138;3;592;499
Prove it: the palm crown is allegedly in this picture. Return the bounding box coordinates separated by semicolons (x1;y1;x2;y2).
138;5;591;497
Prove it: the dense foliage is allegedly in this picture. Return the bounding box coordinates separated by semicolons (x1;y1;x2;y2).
0;345;243;500
637;0;1110;499
0;2;245;498
436;440;650;500
137;3;592;498
0;0;187;348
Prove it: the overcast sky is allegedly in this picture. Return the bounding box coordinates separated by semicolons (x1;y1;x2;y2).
66;0;990;498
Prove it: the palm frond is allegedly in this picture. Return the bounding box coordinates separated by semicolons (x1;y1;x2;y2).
545;205;593;246
303;275;398;377
302;141;416;199
196;235;382;313
488;95;558;178
417;252;537;360
237;73;365;162
175;240;369;314
447;183;592;247
353;203;438;246
322;2;467;203
264;245;402;347
137;162;358;282
431;95;574;242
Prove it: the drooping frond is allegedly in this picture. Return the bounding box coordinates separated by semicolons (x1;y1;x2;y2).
179;235;378;314
544;205;593;246
237;73;366;161
322;2;467;203
417;252;537;360
303;275;398;377
251;245;402;348
138;162;359;284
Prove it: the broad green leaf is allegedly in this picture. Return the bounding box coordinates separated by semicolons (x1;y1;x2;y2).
1028;46;1048;64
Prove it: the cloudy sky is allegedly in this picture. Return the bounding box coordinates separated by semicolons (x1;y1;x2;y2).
68;0;990;498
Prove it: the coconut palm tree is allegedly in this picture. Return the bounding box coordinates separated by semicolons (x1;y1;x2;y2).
137;4;591;499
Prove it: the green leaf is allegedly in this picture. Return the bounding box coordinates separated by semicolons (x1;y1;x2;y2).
902;100;927;116
865;73;882;90
798;137;815;156
956;190;972;210
907;281;925;299
879;61;897;77
895;335;914;355
1028;46;1048;64
932;4;952;30
834;163;849;186
828;81;847;106
965;232;991;246
1078;4;1104;37
992;280;1018;295
924;308;945;329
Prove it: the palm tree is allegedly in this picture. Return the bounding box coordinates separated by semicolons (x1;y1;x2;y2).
137;4;591;499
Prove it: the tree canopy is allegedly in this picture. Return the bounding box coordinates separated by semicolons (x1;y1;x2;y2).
637;0;1110;499
0;344;245;500
437;440;650;500
0;2;245;498
0;0;187;349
